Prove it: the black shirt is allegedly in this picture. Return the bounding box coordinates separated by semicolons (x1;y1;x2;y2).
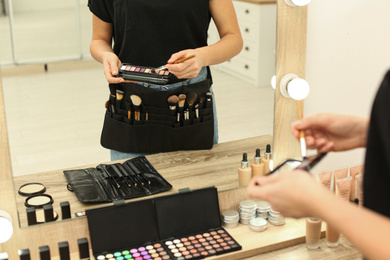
88;0;211;68
364;69;390;217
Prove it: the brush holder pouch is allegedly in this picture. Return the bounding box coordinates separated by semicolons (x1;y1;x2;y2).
63;156;172;203
100;72;214;153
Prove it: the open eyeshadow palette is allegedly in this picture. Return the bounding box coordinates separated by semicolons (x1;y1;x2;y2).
86;186;241;260
118;63;170;85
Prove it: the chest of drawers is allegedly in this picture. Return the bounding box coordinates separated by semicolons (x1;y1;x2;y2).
208;0;277;88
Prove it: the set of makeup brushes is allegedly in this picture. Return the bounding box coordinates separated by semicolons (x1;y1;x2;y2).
106;86;212;124
167;92;212;123
106;88;147;121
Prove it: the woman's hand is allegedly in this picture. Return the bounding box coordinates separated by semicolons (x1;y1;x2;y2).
292;113;369;153
101;52;124;84
164;50;203;79
247;170;329;218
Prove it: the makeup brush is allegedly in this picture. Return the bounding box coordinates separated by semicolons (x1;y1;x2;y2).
178;94;186;108
167;95;179;110
127;107;132;120
186;92;198;109
116;89;124;108
206;92;212;101
177;94;186;122
205;92;212;108
195;103;199;118
130;95;142;121
199;97;204;109
154;54;196;71
297;99;307;158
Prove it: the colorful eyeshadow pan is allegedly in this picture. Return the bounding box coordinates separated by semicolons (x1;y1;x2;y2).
118;63;170;84
156;228;240;260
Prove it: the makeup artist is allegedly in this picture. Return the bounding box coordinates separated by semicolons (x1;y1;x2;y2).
88;0;243;160
247;69;390;259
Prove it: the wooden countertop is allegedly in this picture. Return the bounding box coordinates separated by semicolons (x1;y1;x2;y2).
14;135;273;228
11;135;362;259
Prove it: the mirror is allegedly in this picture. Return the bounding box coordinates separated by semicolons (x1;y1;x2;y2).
0;0;277;227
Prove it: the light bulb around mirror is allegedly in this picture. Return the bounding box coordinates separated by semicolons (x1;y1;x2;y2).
0;210;13;243
271;75;276;89
284;0;312;6
287;78;310;100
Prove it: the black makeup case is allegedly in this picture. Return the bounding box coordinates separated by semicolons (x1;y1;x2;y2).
100;69;214;153
86;186;242;260
118;63;170;84
63;156;172;203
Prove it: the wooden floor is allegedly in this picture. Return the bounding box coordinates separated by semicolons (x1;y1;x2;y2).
1;60;274;176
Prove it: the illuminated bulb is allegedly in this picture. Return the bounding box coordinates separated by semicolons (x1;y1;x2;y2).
280;73;310;100
271;75;276;89
284;0;312;6
287;78;310;100
0;210;13;243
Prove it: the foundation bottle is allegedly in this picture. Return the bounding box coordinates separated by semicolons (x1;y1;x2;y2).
238;153;252;186
251;148;265;177
326;223;340;247
305;217;322;249
263;144;272;174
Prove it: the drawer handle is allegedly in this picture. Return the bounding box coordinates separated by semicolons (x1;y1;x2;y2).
245;28;249;33
245;46;250;51
245;65;249;70
245;9;250;14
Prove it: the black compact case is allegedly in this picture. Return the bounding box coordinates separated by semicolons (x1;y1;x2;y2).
86;187;241;260
118;63;170;85
63;156;172;203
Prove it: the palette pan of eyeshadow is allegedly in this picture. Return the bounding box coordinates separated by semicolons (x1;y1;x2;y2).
118;63;170;85
87;186;241;260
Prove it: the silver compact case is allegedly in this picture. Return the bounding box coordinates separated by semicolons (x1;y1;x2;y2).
221;209;240;228
249;217;268;232
239;200;257;225
256;200;271;220
268;208;286;226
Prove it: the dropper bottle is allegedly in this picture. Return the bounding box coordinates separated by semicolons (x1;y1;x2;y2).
251;148;265;177
263;144;272;174
238;153;252;186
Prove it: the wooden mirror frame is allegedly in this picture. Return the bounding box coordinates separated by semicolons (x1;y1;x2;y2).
0;1;307;258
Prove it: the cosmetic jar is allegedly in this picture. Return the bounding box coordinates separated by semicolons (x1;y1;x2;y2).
256;200;271;219
221;209;240;228
239;200;257;225
249;217;268;232
268;208;285;226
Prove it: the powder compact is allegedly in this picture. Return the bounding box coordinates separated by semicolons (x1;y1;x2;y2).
86;186;241;260
118;63;170;85
24;194;53;209
18;182;46;197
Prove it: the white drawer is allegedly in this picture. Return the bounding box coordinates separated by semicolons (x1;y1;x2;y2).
239;39;258;61
239;20;259;42
221;56;258;79
233;1;260;23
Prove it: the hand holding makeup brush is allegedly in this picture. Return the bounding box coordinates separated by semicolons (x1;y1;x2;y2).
291;113;369;153
165;50;204;79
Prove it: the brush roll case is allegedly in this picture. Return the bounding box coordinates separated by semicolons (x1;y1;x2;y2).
63;156;172;203
101;69;214;153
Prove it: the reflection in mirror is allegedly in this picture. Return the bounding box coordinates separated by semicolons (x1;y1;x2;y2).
0;0;276;227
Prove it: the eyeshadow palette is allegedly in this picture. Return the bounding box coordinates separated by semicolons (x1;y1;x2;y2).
87;187;241;260
118;63;170;85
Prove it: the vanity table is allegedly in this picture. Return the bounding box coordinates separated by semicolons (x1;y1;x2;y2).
7;134;362;259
